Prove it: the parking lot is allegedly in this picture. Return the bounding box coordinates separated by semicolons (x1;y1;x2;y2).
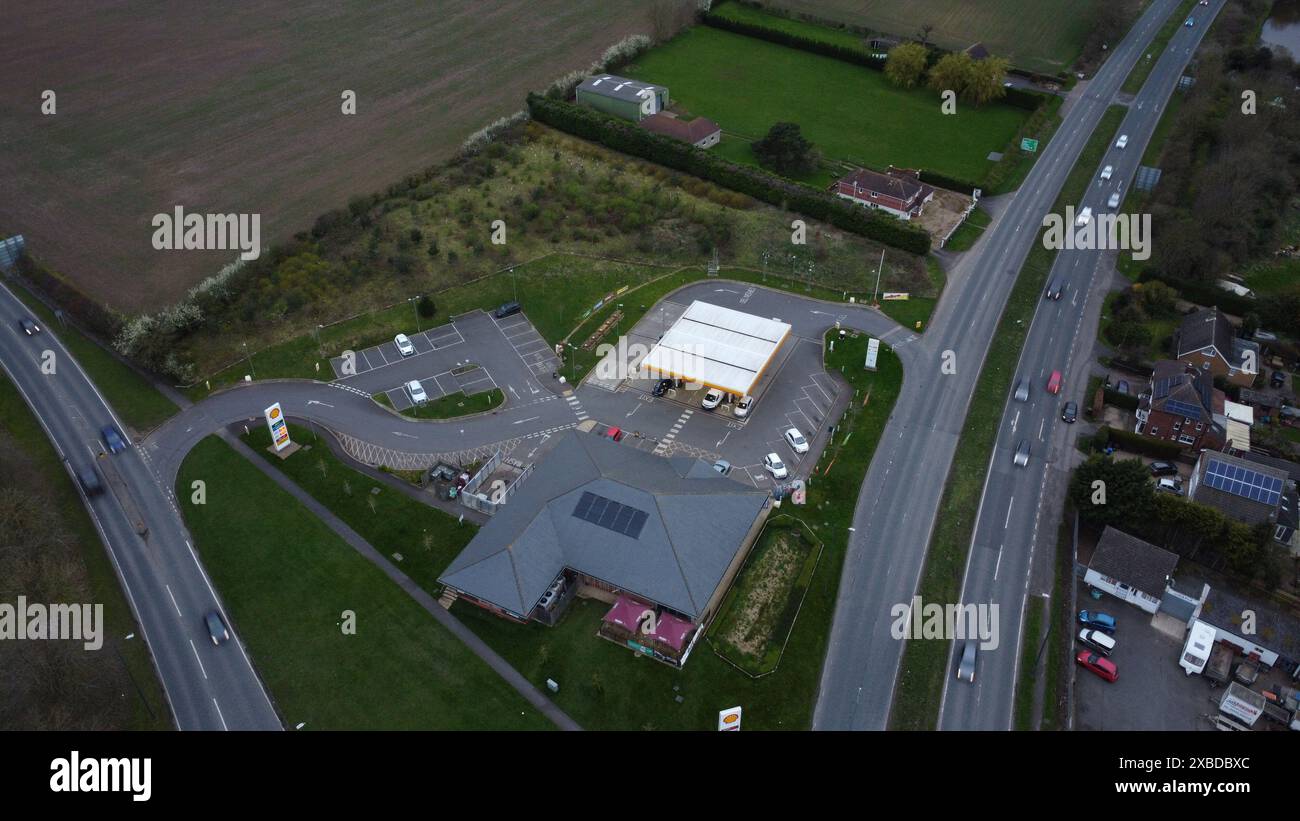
329;322;464;380
492;310;562;379
382;364;500;412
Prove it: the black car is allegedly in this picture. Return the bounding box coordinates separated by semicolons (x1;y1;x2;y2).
18;317;41;335
1271;370;1287;388
652;378;673;397
1061;401;1078;423
1149;461;1178;477
493;301;521;319
204;611;230;646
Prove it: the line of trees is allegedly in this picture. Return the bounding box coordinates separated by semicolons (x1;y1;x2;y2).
886;43;1011;106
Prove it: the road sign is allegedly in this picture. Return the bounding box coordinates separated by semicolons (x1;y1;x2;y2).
264;402;292;451
865;337;881;371
718;706;742;731
1021;138;1039;152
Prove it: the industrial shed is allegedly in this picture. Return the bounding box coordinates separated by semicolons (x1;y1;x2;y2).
639;301;791;397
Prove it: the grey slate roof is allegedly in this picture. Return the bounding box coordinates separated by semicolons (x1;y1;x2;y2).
1199;586;1300;663
1089;526;1179;596
577;74;666;104
438;430;768;621
1174;306;1258;369
1191;450;1286;525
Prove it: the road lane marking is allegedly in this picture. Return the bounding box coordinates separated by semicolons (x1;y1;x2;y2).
189;640;208;680
212;698;228;731
166;585;183;619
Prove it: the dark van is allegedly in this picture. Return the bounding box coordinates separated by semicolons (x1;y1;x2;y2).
493;301;521;319
78;465;104;496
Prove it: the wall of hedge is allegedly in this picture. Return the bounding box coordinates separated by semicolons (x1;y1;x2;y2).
1095;425;1185;459
1138;270;1256;317
701;11;887;70
14;255;122;340
527;94;932;255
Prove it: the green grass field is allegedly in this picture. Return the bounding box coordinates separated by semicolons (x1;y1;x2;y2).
458;334;905;729
0;376;171;730
751;0;1100;74
944;206;992;252
626;27;1032;185
177;435;552;730
891;104;1130;730
6;281;178;432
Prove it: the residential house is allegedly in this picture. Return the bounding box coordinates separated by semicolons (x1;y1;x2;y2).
638;112;721;148
1172;306;1260;388
1186;449;1290;535
438;430;770;667
1195;585;1300;677
1135;359;1226;451
1084;527;1180;614
831;166;934;221
1238;450;1300;553
575;74;668;122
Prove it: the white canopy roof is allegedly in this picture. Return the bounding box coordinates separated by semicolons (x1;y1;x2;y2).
639;301;791;396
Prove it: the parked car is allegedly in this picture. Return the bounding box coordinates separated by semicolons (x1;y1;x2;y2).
652;378;673;397
1013;439;1030;467
204;611;230;646
1078;610;1116;633
763;453;788;480
734;395;753;418
605;426;624;442
1253;329;1278;342
493;301;522;319
1062;401;1078;423
1271;370;1286;388
1107;192;1121;209
394;333;415;357
1116;134;1129;149
406;379;428;405
18;317;41;335
701;388;724;410
1115;380;1130;395
101;425;127;454
1156;476;1183;495
1014;378;1030;402
1100;165;1113;181
1076;650;1119;682
1078;628;1116;656
956;640;978;683
1075;206;1093;227
712;459;732;476
1047;370;1062;395
1149;461;1178;477
784;427;809;454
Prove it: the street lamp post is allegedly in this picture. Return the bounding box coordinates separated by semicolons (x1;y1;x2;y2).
410;295;422;332
243;341;256;380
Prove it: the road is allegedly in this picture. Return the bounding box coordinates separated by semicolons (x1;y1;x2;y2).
812;0;1188;729
937;0;1225;730
0;279;281;731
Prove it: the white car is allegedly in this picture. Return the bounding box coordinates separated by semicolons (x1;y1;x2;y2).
734;395;753;418
1107;192;1121;209
1075;206;1092;227
406;379;428;405
1099;165;1113;181
1115;134;1129;149
701;388;724;410
763;453;788;480
395;333;415;357
784;427;809;454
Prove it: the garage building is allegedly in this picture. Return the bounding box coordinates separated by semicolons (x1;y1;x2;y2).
639;300;791;397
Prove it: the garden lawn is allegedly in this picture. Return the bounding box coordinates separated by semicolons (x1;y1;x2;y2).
178;435;551;730
625;27;1032;186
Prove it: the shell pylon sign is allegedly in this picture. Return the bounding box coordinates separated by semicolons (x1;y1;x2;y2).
264;402;291;452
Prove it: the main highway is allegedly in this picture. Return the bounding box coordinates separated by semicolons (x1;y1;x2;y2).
0;279;281;730
937;0;1225;730
812;0;1191;729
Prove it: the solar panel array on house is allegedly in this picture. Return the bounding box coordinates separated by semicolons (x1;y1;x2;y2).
573;491;649;539
1205;458;1283;506
1164;399;1203;419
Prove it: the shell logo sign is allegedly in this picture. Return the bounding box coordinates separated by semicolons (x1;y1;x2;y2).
264;402;291;452
718;706;742;731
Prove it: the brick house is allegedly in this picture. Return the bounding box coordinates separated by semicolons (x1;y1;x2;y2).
1173;306;1259;388
1135;359;1226;451
638;112;721;148
831;167;934;221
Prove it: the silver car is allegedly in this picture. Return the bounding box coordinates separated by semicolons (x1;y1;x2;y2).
957;640;978;683
1014;379;1030;402
1013;440;1030;467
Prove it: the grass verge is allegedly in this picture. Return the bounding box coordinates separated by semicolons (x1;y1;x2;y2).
375;386;504;420
944;206;993;253
177;434;551;729
890;104;1129;729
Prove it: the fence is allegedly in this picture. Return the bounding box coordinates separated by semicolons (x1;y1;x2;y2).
458;452;536;516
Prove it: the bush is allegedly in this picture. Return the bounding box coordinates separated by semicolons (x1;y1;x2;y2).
1093;425;1184;460
702;9;886;70
417;295;436;319
526;94;931;255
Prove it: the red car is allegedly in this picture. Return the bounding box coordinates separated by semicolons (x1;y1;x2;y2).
1076;650;1118;682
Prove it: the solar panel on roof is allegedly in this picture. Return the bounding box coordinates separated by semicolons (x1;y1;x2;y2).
1164;399;1203;419
1205;459;1282;506
572;491;649;540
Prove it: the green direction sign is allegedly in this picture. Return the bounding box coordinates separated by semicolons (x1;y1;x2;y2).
1021;137;1039;153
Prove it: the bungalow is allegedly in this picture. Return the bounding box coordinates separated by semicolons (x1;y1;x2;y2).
438;429;771;668
1135;359;1226;451
831;166;934;221
1196;585;1300;677
638;112;721;148
1186;449;1290;532
575;74;669;122
1173;306;1259;388
1084;527;1179;614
